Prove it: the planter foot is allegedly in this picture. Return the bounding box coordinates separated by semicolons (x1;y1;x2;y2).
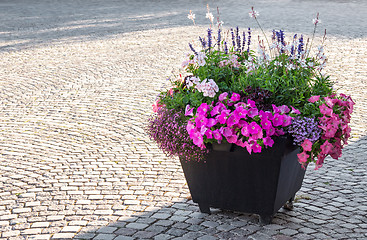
283;197;294;210
259;214;273;225
198;203;211;214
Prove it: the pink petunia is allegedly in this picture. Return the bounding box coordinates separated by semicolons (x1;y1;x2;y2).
222;127;234;138
152;99;163;112
210;105;221;116
308;95;320;103
185;104;194;116
291;106;301;114
320;140;333;155
272;104;280;113
297;151;309;163
278;105;290;114
301;139;313;152
219;92;228;102
319;104;333;116
324;97;334;108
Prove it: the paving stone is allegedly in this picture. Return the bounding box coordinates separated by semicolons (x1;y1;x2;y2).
93;234;116;240
51;233;76;239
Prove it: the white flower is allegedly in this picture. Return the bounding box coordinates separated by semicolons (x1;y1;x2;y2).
312;18;321;25
186;78;193;87
216;21;224;28
249;9;259;18
187;10;195;22
206;12;214;23
193;52;207;66
286;63;296;70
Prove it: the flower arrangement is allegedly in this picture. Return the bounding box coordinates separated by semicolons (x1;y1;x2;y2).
147;6;354;170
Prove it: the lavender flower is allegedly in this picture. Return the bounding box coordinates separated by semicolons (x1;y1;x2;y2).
189;43;198;55
207;28;212;51
287;116;321;145
224;41;228;54
147;107;208;162
231;28;236;48
247;27;252;53
199;36;207;49
242;31;246;51
236;26;241;52
217;28;221;51
298;35;304;56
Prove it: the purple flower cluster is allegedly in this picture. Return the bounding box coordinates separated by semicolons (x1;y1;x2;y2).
287;116;321;145
147;107;208;162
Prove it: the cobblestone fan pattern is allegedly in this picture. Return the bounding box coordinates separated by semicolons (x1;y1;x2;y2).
1;0;367;239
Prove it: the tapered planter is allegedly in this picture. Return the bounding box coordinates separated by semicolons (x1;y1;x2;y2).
180;135;306;224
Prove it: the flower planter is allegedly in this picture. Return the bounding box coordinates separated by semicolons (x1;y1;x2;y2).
180;136;306;224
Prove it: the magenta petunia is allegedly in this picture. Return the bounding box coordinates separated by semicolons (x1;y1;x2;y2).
241;124;251;137
308;95;320;103
263;136;274;147
301;139;312;152
282;115;293;127
272;104;280;113
222;127;234;137
252;143;262;153
248;121;261;135
266;126;276;136
272;113;284;127
261;118;272;130
227;114;240;127
233;106;248;119
210;105;220;116
206;118;217;128
205;129;213;139
195;116;208;128
197;103;210;116
230;92;241;102
212;129;223;142
247;99;256;108
217;110;230;124
247;108;259;118
226;134;238;143
324;97;334;108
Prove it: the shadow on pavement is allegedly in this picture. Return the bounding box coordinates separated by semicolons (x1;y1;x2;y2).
74;135;367;239
1;0;366;51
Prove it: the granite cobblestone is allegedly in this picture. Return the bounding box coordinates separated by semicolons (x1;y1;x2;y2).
1;0;367;239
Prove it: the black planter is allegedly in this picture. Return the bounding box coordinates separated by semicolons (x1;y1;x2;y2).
180;136;306;224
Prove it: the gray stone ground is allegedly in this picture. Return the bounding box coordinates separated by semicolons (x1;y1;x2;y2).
0;0;367;239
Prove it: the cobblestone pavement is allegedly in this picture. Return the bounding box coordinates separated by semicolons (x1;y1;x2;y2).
1;0;367;239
